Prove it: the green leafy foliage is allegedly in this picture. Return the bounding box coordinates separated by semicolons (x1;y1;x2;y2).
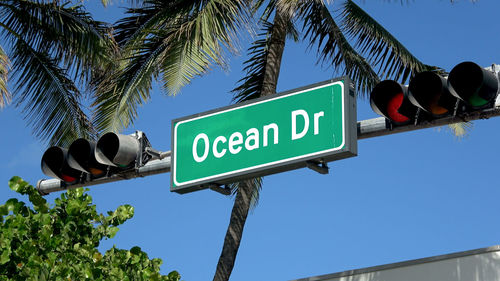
0;176;180;281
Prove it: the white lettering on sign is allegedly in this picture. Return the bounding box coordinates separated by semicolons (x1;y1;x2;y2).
263;123;279;147
213;136;227;158
193;133;210;162
314;111;324;135
292;110;309;140
191;123;280;163
245;128;259;151
228;132;243;154
191;109;325;162
292;109;324;140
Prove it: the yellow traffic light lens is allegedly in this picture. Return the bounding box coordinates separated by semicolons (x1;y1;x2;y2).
429;94;449;115
429;104;448;115
89;167;105;176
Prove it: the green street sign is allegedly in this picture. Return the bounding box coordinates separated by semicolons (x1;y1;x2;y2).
171;78;357;193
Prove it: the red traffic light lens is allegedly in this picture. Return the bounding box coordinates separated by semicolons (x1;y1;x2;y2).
370;80;417;125
60;174;77;183
370;80;418;122
387;92;410;123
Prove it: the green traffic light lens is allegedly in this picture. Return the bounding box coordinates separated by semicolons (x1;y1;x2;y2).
469;93;488;107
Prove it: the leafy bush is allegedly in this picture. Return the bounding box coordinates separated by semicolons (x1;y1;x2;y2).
0;176;180;281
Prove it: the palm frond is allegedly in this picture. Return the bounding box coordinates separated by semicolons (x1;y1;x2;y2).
447;122;473;139
232;21;274;102
101;0;144;8
92;33;165;132
94;0;252;133
113;1;174;47
341;0;437;83
0;45;10;108
275;0;333;19
0;0;115;85
116;0;250;58
299;0;379;95
251;0;277;21
180;0;250;62
159;32;214;97
11;40;94;146
275;0;300;20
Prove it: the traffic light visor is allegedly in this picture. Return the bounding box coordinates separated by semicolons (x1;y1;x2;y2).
408;71;456;117
41;147;81;183
95;133;139;168
370;80;416;125
68;139;107;176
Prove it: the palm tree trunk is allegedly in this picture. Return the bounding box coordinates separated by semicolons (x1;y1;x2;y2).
261;10;288;97
212;9;289;281
212;180;252;281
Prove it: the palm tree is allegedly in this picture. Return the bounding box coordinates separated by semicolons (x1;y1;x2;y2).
212;1;437;280
0;0;114;146
94;1;435;280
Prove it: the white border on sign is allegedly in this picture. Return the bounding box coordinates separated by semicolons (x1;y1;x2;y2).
172;81;346;187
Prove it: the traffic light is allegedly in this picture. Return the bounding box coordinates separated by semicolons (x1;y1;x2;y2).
448;61;499;109
370;61;499;125
41;131;156;185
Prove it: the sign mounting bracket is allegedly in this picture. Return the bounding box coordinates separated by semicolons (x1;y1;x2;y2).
306;160;329;175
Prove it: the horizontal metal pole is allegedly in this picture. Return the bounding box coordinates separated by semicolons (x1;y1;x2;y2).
37;103;500;195
358;99;500;139
37;158;171;195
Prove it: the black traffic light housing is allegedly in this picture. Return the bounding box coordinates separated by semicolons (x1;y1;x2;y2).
370;61;499;126
41;131;156;185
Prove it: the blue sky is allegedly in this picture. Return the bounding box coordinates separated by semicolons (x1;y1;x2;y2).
1;1;500;280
